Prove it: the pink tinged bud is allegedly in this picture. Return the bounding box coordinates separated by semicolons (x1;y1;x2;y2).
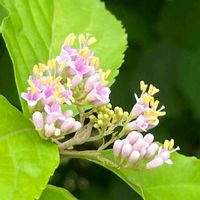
32;112;44;130
122;138;130;145
113;140;123;157
140;147;147;157
132;138;146;151
61;118;76;132
145;143;159;159
146;157;164;169
44;124;56;137
128;150;140;164
126;131;143;144
69;121;82;133
121;143;132;159
144;133;154;144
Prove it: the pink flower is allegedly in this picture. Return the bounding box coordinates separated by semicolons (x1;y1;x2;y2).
127;114;159;132
21;90;42;107
87;83;111;106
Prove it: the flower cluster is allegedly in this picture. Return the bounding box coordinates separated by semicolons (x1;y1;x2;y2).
126;81;166;132
113;131;179;169
21;33;111;139
21;32;179;170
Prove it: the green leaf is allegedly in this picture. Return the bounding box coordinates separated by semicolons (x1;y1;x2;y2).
79;150;200;200
39;185;78;200
0;95;59;200
0;0;127;116
0;4;7;32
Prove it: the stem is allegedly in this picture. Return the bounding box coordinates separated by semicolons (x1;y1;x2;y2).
77;106;85;125
60;150;118;168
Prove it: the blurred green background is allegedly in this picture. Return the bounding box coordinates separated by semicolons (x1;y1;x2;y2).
1;0;200;199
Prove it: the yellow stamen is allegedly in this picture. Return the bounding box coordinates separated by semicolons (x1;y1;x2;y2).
78;33;86;44
66;78;72;88
79;47;91;59
148;84;159;96
54;76;62;83
65;33;76;46
141;93;152;104
59;61;65;72
47;76;53;85
140;81;148;93
151;99;160;110
33;65;39;75
40;77;46;85
90;56;99;67
28;80;38;94
164;139;174;150
87;36;97;46
38;63;45;72
47;59;57;70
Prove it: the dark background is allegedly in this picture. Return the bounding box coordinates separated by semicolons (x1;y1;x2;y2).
1;0;200;199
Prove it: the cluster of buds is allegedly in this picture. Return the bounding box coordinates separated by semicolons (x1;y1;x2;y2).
21;33;111;139
113;131;180;169
89;104;129;129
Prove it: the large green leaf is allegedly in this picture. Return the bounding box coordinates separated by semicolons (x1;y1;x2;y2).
71;150;200;200
39;185;77;200
0;0;127;116
0;95;59;200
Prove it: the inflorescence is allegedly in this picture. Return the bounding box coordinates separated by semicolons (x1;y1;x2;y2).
21;33;179;170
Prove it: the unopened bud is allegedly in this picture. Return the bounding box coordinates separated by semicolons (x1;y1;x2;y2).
113;140;123;157
128;150;140;164
144;133;154;144
126;131;143;145
145;143;159;159
32;112;44;130
146;157;164;169
121;143;132;159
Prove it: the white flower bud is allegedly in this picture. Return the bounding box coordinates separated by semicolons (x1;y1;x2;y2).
69;121;81;133
145;143;159;159
45;123;56;137
126;131;143;144
113;140;123;157
140;147;147;157
61;118;75;132
146;157;164;169
121;143;132;159
122;138;130;145
132;138;146;151
32;112;44;130
128;150;140;164
144;133;154;144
